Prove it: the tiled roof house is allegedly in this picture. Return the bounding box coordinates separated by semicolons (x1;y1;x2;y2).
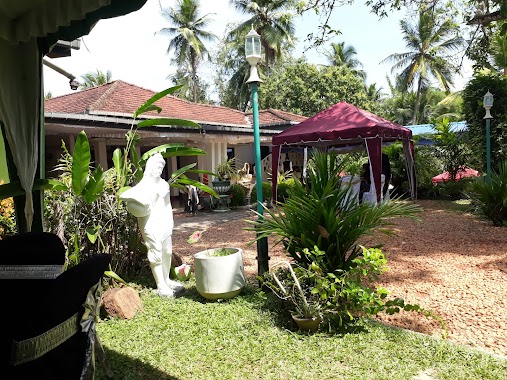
44;80;306;184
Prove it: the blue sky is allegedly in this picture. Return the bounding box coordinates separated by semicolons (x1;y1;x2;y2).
43;0;473;98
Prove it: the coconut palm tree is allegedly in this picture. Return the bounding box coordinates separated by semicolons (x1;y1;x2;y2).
325;42;365;80
227;0;295;71
158;0;216;102
168;56;210;103
79;69;112;89
381;8;464;125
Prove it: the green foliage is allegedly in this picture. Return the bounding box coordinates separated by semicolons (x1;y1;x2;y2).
248;149;421;273
229;184;246;207
250;182;273;204
79;69;112;89
276;181;294;202
382;8;463;124
462;72;507;173
436;179;472;200
259;59;374;116
413;145;444;198
337;152;367;176
432;118;471;180
0;186;16;237
204;248;236;257
227;0;295;69
158;0;216;103
214;157;237;181
466;161;507;226
260;246;445;331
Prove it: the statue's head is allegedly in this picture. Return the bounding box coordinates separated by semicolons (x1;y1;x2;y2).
145;153;166;179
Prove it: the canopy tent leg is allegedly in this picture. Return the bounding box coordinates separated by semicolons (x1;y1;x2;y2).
271;145;280;204
403;139;417;199
365;138;382;203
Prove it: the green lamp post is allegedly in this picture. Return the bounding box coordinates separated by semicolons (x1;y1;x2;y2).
483;90;494;181
245;27;269;276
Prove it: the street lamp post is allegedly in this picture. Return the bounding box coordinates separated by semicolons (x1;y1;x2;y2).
245;27;269;276
483;90;494;181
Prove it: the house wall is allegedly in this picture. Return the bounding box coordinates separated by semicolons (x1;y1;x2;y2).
235;144;255;170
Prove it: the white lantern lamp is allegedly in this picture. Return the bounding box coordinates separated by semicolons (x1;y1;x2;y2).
245;27;262;83
483;90;494;119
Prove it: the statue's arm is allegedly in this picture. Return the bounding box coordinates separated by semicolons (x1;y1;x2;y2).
120;188;151;218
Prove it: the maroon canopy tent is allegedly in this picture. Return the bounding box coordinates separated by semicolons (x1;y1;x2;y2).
271;102;416;202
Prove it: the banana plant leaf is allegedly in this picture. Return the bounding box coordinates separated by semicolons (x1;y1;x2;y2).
0;179;66;200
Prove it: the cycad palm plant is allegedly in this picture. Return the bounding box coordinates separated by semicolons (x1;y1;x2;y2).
248;149;421;273
467;161;507;226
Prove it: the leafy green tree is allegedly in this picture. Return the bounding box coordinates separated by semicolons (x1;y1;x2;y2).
382;8;463;124
259;59;373;116
462;72;507;173
227;0;295;70
79;69;112;89
365;83;383;102
325;41;366;80
490;24;507;76
432;118;471;180
158;0;216;102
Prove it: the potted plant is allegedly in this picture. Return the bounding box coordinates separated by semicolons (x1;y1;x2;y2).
212;157;237;190
261;261;322;332
188;231;245;301
212;157;237;211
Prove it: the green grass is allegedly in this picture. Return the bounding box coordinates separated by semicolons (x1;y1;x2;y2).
447;199;473;213
96;283;507;380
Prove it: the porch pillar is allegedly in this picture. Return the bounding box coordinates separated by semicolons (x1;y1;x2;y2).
90;138;108;170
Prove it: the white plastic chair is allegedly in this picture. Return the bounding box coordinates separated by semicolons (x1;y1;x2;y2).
340;175;361;207
362;174;385;205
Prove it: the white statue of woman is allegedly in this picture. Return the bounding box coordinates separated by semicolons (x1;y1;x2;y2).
120;153;185;297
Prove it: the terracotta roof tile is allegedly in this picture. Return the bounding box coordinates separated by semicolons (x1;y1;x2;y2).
45;81;305;127
249;109;307;125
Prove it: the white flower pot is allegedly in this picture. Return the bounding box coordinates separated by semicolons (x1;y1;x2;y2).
194;248;245;300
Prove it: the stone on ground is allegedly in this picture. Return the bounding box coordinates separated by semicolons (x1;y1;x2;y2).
102;287;143;319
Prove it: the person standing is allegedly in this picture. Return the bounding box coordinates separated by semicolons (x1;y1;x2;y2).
382;152;392;197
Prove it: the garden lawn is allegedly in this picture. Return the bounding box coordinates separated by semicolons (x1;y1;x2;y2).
96;284;507;380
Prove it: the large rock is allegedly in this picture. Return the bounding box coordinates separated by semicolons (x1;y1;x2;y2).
102;287;142;319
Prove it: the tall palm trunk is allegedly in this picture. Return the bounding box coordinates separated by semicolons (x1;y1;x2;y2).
412;77;423;125
190;50;198;102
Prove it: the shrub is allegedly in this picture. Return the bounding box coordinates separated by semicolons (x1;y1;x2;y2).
277;182;293;202
466;161;507;226
260;246;443;330
250;182;273;204
414;145;444;199
229;184;246;207
436;179;471;199
0;181;16;238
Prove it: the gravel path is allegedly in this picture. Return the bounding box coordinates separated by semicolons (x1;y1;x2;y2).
171;200;507;357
